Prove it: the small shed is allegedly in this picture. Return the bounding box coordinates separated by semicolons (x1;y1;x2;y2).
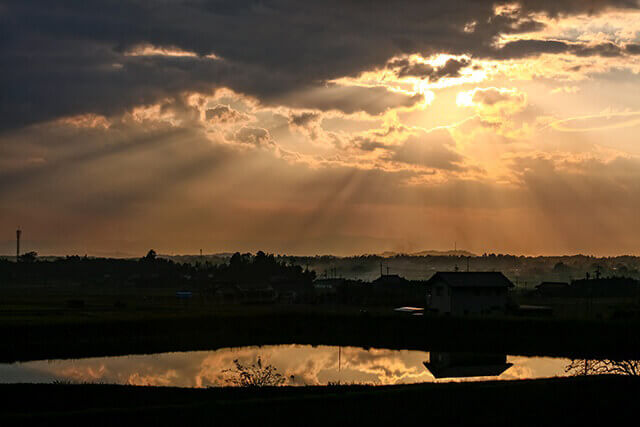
535;281;570;297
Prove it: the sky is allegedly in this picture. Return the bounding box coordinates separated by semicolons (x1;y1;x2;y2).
2;1;640;257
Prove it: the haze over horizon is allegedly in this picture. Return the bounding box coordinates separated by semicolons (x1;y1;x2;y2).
2;245;638;259
3;1;640;257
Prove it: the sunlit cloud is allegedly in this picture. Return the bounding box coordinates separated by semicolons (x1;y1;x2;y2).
550;86;580;94
3;1;640;255
123;43;222;60
547;110;640;132
456;87;528;131
55;114;111;129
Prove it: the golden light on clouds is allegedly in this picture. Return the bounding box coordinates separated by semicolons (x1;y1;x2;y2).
3;2;640;256
548;110;640;132
124;43;200;58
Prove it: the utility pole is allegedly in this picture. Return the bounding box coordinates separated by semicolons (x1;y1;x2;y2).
16;229;21;262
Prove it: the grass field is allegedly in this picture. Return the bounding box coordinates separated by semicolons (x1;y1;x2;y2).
0;376;637;426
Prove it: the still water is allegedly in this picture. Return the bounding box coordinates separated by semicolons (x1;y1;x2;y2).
0;345;576;387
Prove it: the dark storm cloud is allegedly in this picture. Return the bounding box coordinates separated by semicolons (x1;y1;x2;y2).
572;42;624;57
276;84;424;115
504;0;639;16
490;39;630;59
289;112;320;127
626;43;640;54
491;39;571;59
353;138;387;152
388;58;471;80
2;0;638;130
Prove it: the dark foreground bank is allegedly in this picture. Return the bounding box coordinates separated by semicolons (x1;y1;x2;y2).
0;376;637;426
3;306;640;362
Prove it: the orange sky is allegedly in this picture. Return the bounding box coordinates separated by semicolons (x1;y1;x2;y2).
2;2;640;256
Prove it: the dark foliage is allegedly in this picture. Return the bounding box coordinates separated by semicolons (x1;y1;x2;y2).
0;250;315;292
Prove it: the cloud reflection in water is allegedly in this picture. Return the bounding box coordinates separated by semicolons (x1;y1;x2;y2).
0;345;574;387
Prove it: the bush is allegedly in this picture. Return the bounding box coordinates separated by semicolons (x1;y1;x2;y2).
222;357;286;387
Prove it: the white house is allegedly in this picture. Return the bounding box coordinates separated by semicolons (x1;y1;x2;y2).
425;272;514;315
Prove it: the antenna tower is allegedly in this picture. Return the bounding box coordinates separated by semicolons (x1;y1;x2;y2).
16;229;21;262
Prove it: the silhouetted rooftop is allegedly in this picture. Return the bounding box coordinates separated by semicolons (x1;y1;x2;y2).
536;281;570;289
372;274;408;286
427;272;514;288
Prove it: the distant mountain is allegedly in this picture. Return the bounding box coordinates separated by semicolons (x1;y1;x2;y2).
378;249;477;258
160;253;233;264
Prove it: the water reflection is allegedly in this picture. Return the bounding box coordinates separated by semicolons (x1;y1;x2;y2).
0;345;579;387
424;352;512;379
565;359;640;376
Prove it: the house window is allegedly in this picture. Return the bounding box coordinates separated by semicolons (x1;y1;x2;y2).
436;286;443;296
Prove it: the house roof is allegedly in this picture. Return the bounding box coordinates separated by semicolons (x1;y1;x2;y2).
372;274;409;286
536;281;569;288
426;272;514;288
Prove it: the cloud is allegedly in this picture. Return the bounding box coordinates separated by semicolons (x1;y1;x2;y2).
274;84;424;116
572;41;624;57
349;125;468;174
205;105;249;123
3;1;638;130
458;87;528;121
491;39;571;59
547;110;640;132
490;39;631;60
550;86;580;94
471;88;526;107
289;112;320;128
499;0;640;17
388;57;471;80
234;126;275;147
386;129;465;171
288;111;322;140
626;43;640;54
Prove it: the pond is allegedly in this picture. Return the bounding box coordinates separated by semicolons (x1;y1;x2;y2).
0;345;623;387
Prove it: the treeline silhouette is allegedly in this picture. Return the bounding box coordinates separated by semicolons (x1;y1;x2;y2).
532;276;640;298
0;250;314;291
261;254;640;285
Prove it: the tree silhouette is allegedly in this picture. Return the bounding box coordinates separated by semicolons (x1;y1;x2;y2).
222;357;286;387
18;251;37;263
565;359;640;376
143;249;157;261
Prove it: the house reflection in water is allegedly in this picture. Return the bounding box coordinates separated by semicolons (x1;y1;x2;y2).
424;352;513;379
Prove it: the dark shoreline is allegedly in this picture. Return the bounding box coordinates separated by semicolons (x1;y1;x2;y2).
1;376;638;426
3;306;640;363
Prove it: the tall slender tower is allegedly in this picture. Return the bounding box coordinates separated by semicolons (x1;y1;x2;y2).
16;229;21;262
